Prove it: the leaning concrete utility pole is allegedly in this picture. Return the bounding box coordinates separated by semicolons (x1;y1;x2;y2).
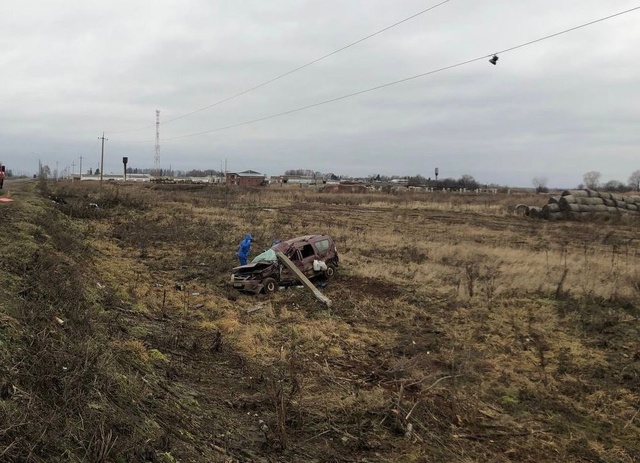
275;251;332;308
98;132;107;190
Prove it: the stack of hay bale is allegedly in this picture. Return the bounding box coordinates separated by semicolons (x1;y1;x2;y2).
521;189;640;221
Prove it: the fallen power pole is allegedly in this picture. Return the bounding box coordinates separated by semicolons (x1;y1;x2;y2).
275;251;332;308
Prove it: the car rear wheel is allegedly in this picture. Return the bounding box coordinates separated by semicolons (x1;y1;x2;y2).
324;265;336;279
262;277;277;293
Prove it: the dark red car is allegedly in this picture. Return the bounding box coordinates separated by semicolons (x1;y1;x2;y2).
230;234;339;293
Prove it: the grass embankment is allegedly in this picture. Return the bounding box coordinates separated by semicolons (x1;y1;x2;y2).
1;180;639;462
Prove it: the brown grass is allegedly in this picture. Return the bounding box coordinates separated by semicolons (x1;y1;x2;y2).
1;180;638;462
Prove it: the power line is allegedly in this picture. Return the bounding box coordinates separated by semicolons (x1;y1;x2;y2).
123;5;640;143
108;0;452;134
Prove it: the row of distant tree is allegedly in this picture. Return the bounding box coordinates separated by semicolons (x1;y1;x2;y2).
36;165;228;179
35;163;640;194
532;171;640;193
285;170;486;189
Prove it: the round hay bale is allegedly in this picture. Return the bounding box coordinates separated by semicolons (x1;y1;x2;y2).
563;203;581;213
599;192;613;200
614;200;628;209
611;193;623;201
592;204;607;212
603;198;616;207
607;206;618;213
546;203;560;213
576;197;603;205
591;212;611;221
586;189;600;197
548;212;563;221
563;189;588;197
578;204;593;213
548;196;560;204
628;204;639;212
528;206;542;219
514;204;529;216
541;205;550;219
558;196;576;211
629;195;640;204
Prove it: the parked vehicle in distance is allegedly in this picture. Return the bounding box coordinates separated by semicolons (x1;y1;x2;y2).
231;234;339;294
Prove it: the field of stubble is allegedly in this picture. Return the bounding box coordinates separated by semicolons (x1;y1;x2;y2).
1;180;638;462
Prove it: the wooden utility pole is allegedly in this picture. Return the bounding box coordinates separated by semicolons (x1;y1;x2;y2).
98;133;107;191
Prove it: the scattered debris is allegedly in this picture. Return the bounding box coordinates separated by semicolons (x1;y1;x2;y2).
245;304;265;314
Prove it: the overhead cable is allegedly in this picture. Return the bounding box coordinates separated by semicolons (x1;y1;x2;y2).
124;5;640;143
108;0;452;134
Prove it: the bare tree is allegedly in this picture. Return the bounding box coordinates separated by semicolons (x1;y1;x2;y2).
532;176;548;193
582;171;601;190
603;180;626;192
628;170;640;191
458;174;479;190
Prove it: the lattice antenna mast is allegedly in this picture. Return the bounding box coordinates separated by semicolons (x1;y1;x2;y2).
154;109;161;173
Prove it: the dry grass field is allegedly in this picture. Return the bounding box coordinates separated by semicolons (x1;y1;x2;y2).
1;179;639;462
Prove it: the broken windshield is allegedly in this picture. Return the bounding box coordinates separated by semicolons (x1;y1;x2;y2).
251;249;278;264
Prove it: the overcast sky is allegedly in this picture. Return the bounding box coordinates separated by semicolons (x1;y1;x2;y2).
1;0;639;187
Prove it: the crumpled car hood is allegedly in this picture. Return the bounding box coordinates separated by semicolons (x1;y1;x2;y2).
232;261;275;273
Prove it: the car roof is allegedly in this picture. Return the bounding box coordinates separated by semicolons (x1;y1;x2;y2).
273;234;331;251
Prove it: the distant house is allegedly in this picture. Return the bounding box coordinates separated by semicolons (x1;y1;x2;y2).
283;175;323;187
226;170;266;187
269;175;285;185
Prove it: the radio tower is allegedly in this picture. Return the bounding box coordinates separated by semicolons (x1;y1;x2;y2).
154;109;161;174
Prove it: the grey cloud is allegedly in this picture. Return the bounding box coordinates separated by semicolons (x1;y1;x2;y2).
1;0;639;187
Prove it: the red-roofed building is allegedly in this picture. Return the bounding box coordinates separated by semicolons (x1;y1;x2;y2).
226;170;266;187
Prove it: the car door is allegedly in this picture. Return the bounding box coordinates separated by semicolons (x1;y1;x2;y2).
279;248;302;283
297;243;318;277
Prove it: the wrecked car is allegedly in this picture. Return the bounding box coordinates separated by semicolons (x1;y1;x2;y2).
230;234;339;294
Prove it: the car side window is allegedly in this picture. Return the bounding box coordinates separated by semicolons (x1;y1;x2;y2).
314;240;330;254
300;244;315;259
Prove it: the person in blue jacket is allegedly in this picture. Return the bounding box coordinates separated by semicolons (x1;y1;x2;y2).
237;234;253;265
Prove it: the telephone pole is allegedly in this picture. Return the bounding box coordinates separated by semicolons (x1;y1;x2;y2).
79;156;83;180
98;132;108;190
154;110;160;175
